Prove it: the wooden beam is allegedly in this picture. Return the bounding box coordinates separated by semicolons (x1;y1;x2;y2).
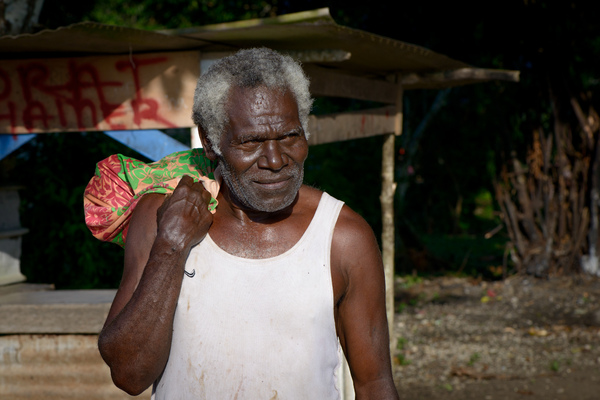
304;64;398;104
401;67;520;89
307;106;396;146
305;64;519;102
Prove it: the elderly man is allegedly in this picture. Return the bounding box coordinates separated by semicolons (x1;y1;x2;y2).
97;48;398;399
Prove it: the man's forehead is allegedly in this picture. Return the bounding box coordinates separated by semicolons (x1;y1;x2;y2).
226;86;298;119
229;85;292;103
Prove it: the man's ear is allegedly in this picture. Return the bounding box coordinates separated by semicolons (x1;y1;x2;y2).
198;126;218;161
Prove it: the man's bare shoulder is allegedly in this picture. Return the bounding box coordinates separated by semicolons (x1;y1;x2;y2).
336;203;377;242
331;199;382;278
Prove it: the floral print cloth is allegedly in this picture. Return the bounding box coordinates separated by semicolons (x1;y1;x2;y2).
84;149;219;247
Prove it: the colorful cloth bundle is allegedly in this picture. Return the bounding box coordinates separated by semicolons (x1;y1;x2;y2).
84;149;219;247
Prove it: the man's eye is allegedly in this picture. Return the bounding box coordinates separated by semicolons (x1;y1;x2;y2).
240;138;260;145
283;132;301;140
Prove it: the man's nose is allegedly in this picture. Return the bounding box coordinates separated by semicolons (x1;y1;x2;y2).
258;140;288;170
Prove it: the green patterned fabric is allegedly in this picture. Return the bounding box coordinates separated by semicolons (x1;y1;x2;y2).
84;149;218;247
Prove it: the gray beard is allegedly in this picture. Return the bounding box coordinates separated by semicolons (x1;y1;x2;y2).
217;158;304;213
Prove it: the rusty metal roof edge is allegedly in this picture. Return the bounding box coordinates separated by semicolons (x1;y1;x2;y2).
1;21;150;39
0;20;209;50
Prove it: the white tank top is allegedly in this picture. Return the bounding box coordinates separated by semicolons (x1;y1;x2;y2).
152;192;345;400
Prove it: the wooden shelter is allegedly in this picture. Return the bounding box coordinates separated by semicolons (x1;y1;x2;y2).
0;5;518;320
0;8;518;398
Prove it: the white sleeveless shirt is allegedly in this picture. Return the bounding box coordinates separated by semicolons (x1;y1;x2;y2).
152;192;345;400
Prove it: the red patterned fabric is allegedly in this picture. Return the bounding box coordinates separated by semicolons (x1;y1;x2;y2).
84;149;219;247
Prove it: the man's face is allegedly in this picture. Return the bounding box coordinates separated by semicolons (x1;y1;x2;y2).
217;85;308;213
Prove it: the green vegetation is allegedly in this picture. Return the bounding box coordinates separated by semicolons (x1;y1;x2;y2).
396;354;411;367
468;352;481;367
396;337;408;351
394;338;412;366
38;0;281;30
441;383;453;392
420;234;509;278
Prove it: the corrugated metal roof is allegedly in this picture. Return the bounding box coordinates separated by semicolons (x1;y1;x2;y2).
163;8;470;75
0;8;469;76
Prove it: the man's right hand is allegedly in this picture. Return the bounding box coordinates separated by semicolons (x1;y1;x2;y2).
156;175;214;252
98;175;214;395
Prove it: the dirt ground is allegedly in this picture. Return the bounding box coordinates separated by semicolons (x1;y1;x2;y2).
391;274;600;400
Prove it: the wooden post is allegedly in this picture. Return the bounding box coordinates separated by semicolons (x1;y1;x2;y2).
381;84;402;349
381;133;395;345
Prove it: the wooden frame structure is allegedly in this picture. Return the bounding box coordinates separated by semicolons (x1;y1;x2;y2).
0;8;519;341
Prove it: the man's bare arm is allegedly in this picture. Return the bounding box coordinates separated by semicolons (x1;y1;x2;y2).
332;206;399;400
98;176;213;395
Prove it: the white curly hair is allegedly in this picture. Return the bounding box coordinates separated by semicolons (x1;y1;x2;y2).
192;47;313;155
